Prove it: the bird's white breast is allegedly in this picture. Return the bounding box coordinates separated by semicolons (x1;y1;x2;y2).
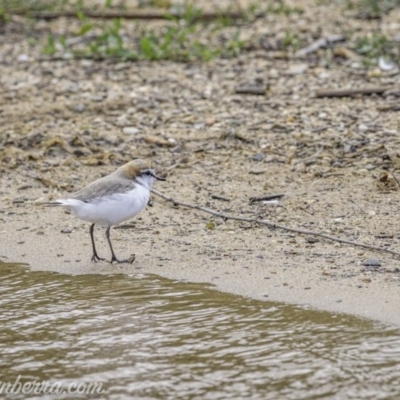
70;185;150;226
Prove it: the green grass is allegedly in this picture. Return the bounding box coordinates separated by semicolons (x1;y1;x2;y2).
282;30;301;52
351;31;400;67
347;0;400;16
75;17;138;61
354;33;396;65
355;33;389;57
1;0;249;62
266;0;303;15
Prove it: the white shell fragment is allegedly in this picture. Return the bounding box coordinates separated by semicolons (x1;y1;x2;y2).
378;56;396;71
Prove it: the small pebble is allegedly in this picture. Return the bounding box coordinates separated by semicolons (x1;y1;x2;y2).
358;124;368;132
252;153;264;162
194;122;205;130
17;54;29;62
91;95;104;102
122;127;139;135
73;104;86;113
61;228;72;234
286;63;308;75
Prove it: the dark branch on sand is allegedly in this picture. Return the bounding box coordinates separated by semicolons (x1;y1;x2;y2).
7;9;249;21
151;189;400;258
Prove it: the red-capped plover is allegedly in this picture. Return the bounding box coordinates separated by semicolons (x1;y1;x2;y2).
48;159;166;263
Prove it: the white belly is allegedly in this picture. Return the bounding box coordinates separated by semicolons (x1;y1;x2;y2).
71;186;150;226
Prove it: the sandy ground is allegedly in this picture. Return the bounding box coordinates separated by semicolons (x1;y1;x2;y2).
2;165;400;326
1;0;400;325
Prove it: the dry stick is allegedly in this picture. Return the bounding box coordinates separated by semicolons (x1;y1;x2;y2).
8;9;247;21
151;189;400;258
235;85;267;95
210;194;231;202
249;194;285;204
295;34;345;57
315;87;391;98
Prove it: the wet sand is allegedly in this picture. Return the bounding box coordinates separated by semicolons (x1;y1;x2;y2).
2;185;400;327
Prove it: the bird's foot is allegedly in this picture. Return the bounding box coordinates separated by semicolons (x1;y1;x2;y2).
110;254;136;264
91;253;106;263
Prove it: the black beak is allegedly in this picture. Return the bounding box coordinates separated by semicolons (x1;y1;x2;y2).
153;173;166;181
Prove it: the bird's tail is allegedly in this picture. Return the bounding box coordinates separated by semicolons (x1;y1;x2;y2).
43;199;83;208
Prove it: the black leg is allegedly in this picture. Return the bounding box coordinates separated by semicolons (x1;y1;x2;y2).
90;223;105;262
105;225;134;264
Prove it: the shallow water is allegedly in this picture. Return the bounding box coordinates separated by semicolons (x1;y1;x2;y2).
1;262;400;400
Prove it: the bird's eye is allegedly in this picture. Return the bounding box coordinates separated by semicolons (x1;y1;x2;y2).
143;171;152;176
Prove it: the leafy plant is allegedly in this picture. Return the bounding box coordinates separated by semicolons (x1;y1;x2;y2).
353;32;400;65
355;33;389;58
6;1;248;62
282;30;300;51
347;0;400;16
267;0;303;15
42;34;56;55
225;29;246;57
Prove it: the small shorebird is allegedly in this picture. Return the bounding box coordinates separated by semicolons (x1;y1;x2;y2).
48;159;166;263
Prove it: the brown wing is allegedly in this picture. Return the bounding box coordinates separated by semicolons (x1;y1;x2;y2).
71;175;136;203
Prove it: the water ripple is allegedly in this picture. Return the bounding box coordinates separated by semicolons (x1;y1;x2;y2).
0;263;399;399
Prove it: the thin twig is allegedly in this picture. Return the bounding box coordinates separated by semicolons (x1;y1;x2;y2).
235;85;266;95
6;9;249;21
151;189;400;258
210;194;231;202
295;34;345;57
315;87;391;98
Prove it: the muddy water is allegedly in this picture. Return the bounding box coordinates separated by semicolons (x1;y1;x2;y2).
1;263;400;400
